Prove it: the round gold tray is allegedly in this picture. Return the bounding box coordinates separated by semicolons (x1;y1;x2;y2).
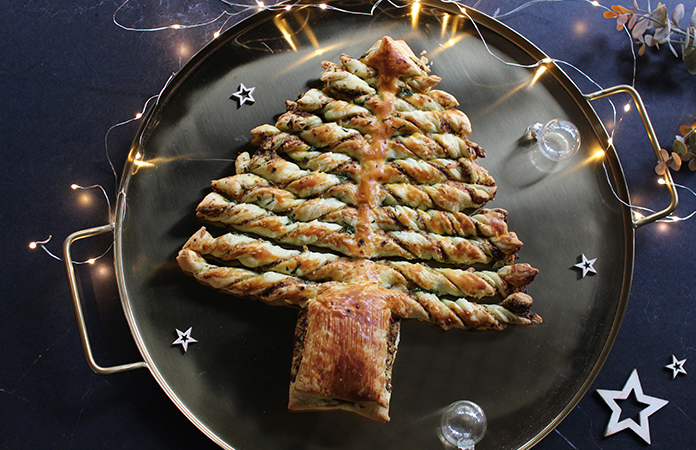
110;1;633;448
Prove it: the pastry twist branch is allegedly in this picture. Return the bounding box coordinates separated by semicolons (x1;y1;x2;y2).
195;191;522;264
239;149;496;211
250;123;495;188
177;228;541;330
182;227;536;301
211;171;510;238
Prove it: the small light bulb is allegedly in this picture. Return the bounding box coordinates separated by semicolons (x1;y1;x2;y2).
607;137;613;146
171;24;183;29
29;242;37;249
319;3;327;9
623;103;631;112
590;0;600;6
440;401;487;448
135;112;142;119
593;150;605;159
87;258;96;265
71;184;80;190
633;211;644;221
213;30;221;39
658;178;666;185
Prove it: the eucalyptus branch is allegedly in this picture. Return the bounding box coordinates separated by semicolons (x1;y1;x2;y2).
605;2;696;73
670;122;696;172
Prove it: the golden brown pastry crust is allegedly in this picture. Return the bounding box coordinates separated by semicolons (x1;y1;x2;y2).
288;283;401;422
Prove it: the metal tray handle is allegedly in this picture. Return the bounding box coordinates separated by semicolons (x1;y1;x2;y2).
63;223;147;375
585;84;678;228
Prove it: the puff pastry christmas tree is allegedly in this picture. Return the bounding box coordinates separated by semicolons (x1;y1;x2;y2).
178;37;541;422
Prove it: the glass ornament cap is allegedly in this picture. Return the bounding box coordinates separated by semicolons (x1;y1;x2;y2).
440;400;487;450
527;119;581;161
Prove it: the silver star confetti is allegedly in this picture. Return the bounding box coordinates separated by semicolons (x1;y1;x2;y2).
172;327;198;352
231;83;255;107
574;253;597;278
597;369;669;444
665;355;687;379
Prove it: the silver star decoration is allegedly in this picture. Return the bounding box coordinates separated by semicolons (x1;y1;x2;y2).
665;355;687;379
597;369;669;444
172;327;198;352
231;83;255;107
574;253;597;278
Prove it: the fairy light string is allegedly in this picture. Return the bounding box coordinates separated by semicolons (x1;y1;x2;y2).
113;0;374;37
28;83;166;263
30;0;694;264
29;185;115;265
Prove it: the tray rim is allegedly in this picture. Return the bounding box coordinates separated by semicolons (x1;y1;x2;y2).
113;1;635;448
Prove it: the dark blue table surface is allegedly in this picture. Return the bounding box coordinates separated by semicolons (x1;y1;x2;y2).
2;1;694;449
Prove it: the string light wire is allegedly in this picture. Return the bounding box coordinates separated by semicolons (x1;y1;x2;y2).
492;0;568;19
30;84;164;264
28;236;63;261
601;158;696;224
113;0;374;34
104;94;159;184
29;185;115;264
113;0;234;32
657;179;696;222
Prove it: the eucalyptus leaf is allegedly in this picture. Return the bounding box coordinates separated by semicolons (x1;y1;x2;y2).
687;130;696;146
655;161;667;175
672;3;684;26
632;17;650;39
654;22;671;44
651;5;668;26
669;152;682;170
691;6;696;28
629;11;638;29
673;137;688;155
617;14;629;30
684;44;696;74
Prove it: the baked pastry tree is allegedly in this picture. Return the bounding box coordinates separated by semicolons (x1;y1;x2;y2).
178;36;541;422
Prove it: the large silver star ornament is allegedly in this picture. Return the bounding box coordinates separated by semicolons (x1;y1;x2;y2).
231;83;256;107
597;369;669;444
665;355;687;379
574;253;597;278
172;327;198;352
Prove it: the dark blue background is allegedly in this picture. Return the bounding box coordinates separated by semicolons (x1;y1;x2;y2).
1;1;694;448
